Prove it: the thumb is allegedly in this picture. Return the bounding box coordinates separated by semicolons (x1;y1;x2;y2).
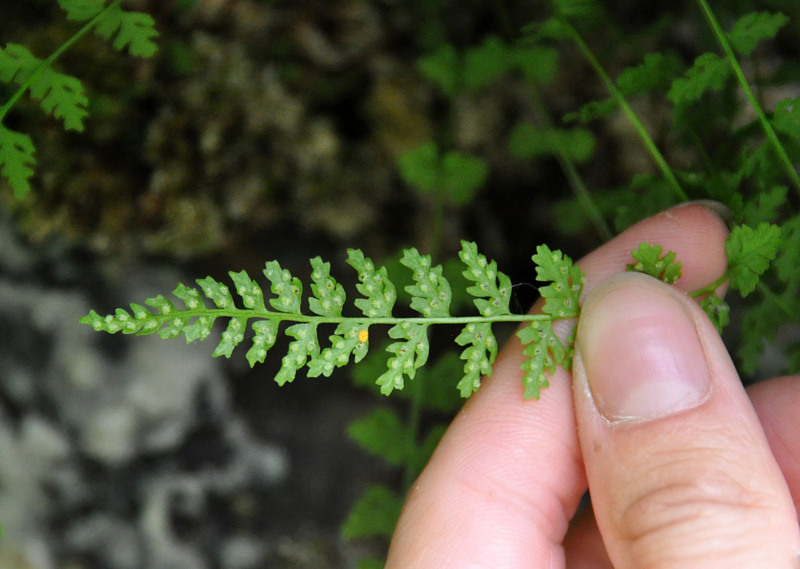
572;272;800;569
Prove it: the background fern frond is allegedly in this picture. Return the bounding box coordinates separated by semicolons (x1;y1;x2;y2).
0;125;35;198
93;2;159;58
0;44;88;131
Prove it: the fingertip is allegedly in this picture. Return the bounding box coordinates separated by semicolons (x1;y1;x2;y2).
573;272;800;567
578;202;729;295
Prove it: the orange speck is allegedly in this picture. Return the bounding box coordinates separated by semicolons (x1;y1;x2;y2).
358;329;369;343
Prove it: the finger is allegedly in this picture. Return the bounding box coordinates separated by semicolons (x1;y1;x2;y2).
748;376;800;515
564;377;800;569
386;204;729;569
564;377;800;568
573;272;800;568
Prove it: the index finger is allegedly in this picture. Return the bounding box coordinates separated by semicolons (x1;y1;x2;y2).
385;204;729;569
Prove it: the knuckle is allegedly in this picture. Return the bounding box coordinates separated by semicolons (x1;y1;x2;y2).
618;459;781;558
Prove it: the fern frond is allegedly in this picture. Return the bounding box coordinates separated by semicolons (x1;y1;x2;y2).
58;0;106;21
81;242;587;399
59;0;159;57
378;322;430;395
530;245;583;318
459;240;512;316
84;241;741;398
455;322;496;397
347;249;397;317
0;125;35;198
0;43;88;131
401;248;452;317
93;3;159;58
518;319;568;399
0;1;158;197
626;243;682;284
514;245;583;398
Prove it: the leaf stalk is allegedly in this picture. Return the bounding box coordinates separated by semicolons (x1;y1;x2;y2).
562;20;689;203
695;0;800;195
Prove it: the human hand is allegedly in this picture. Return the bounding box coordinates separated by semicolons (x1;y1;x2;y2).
385;204;800;568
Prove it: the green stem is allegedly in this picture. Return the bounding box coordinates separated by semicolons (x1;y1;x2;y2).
557;146;614;240
756;280;796;321
528;86;614;241
695;0;800;195
110;309;567;330
563;21;689;203
689;273;728;298
0;2;119;124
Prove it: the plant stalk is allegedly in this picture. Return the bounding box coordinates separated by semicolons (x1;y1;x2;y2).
564;21;689;203
695;0;800;195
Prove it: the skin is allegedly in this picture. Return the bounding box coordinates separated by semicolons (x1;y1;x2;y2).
385;204;800;569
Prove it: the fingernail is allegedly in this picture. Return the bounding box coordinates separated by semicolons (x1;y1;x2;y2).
576;272;711;422
668;200;733;223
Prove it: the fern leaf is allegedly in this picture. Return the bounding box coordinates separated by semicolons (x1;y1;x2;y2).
771;97;800;139
80;242;589;399
401;248;451;317
667;52;730;106
246;320;278;366
263;261;303;313
377;322;429;395
309;257;346;317
0;43;89;131
398;142;488;204
616;51;684;96
308;322;370;378
0;43;34;84
562;97;618;124
94;3;159;58
774;215;800;283
212;317;247;358
517;320;568;400
725;222;781;296
58;0;105;21
701;294;730;334
727;11;788;57
172;283;214;342
531;245;583;318
0;125;36;198
417;45;458;97
182;315;215;343
397;142;439;193
196;276;235;308
229;270;266;310
275;323;319;385
455;322;496;397
346;408;412;466
516;246;584;399
347;249;396;318
511;45;559;85
458;240;512;316
625;243;682;284
31;71;88;131
340;484;404;541
742;185;788;226
508;123;595;163
462;37;511;92
440;151;489;205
